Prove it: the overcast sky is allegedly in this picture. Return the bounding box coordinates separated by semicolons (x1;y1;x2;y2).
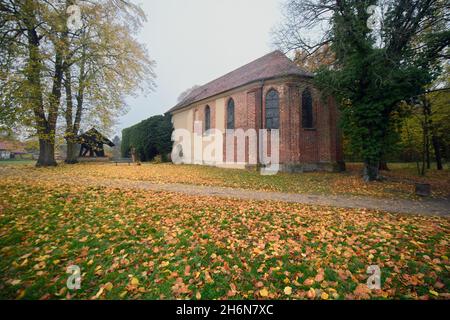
117;0;283;136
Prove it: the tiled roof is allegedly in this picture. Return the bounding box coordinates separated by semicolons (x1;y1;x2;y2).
0;140;27;153
168;50;312;113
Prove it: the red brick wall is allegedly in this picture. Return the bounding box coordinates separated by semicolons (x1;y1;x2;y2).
196;78;343;170
193;101;216;133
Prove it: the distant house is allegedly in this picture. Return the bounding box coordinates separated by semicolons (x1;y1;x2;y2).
0;142;11;159
168;51;344;172
0;140;28;160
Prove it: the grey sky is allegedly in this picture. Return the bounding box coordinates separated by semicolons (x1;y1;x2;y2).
117;0;283;136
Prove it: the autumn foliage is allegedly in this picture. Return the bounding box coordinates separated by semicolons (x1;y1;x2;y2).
0;164;449;300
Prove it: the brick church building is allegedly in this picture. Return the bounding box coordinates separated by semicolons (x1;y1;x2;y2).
168;51;344;172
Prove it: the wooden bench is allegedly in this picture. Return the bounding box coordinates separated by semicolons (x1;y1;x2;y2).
111;158;132;166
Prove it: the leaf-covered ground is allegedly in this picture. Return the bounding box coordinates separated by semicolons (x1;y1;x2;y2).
1;162;449;200
0;174;449;300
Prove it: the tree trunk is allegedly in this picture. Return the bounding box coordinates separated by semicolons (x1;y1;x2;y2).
23;0;66;167
64;62;79;164
64;45;86;165
420;122;427;176
443;143;450;165
379;160;389;171
363;160;380;182
423;97;432;170
36;138;57;167
65;141;78;164
426;134;431;169
131;147;138;163
432;135;443;170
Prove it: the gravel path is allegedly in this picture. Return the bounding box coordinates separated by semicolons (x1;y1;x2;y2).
1;167;449;216
94;178;450;217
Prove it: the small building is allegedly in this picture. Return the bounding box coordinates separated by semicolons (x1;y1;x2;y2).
0;142;11;159
167;51;344;172
77;128;115;158
0;140;28;160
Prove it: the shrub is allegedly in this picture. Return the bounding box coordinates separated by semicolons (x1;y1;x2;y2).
121;114;173;162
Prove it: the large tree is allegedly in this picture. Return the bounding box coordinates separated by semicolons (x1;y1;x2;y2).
294;44;335;73
0;0;155;166
0;0;71;166
400;67;450;174
274;0;449;181
62;1;155;163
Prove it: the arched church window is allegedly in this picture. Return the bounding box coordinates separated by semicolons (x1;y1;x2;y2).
227;98;235;130
265;89;280;130
302;88;313;128
205;105;211;131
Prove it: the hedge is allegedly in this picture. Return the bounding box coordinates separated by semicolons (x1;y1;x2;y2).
121;114;173;162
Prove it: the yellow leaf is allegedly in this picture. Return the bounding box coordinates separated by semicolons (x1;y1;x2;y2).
16;289;26;300
120;291;127;298
104;282;113;291
293;280;301;286
33;261;46;270
95;266;103;276
260;288;269;297
204;271;214;284
284;286;292;295
19;253;32;260
94;287;104;299
131;277;139;286
429;290;439;297
56;287;67;297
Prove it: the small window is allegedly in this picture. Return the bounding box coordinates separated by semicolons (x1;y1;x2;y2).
302;88;313;128
265;89;280;130
227;99;235;129
204;105;211;132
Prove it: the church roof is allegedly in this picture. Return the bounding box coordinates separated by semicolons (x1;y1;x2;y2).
168;50;313;114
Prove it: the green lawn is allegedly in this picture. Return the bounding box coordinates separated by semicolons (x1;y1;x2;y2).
0;160;35;166
0;171;449;300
